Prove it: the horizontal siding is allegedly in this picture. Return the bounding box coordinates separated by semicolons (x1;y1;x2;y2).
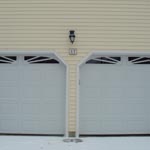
0;0;150;132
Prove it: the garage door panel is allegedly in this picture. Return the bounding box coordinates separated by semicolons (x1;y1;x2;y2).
22;119;64;134
22;67;65;86
125;71;146;84
124;87;150;98
126;120;150;133
99;97;150;104
0;103;19;114
42;68;66;83
22;103;64;115
22;86;65;99
22;103;41;115
80;103;99;116
39;120;65;133
80;87;100;98
40;104;65;115
80;120;150;134
0;87;18;99
22;105;63;116
22;120;41;133
0;55;66;135
101;120;126;133
0;69;18;83
43;74;65;86
81;66;122;87
80;119;102;134
100;103;128;115
22;86;42;98
43;87;65;98
21;98;64;103
80;55;150;134
101;103;149;116
43;98;65;103
21;98;41;103
22;69;42;83
80;97;102;103
80;101;150;117
80;72;100;86
0;119;21;133
21;114;40;121
0;98;18;103
101;87;123;98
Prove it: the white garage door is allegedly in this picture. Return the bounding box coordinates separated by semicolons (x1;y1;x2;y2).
0;55;66;135
80;56;150;135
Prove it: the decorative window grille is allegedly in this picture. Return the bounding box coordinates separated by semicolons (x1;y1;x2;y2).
86;57;121;64
128;57;150;64
0;56;17;64
24;56;59;64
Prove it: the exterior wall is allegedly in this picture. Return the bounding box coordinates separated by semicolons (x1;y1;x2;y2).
0;0;150;132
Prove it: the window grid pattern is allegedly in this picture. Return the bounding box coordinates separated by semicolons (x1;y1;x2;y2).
24;56;59;64
128;57;150;64
0;56;17;64
86;57;121;64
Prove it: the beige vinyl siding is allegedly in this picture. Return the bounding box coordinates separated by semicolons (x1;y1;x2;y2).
0;0;150;132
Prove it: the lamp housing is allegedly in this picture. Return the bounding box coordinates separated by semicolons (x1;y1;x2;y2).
69;30;75;44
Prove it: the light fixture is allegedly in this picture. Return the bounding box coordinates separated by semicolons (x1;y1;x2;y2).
69;30;75;44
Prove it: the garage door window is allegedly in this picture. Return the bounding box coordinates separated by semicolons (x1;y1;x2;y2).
0;56;17;64
128;57;150;64
86;56;121;64
24;56;59;64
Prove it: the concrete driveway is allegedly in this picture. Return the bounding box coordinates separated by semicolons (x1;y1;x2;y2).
0;136;150;150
